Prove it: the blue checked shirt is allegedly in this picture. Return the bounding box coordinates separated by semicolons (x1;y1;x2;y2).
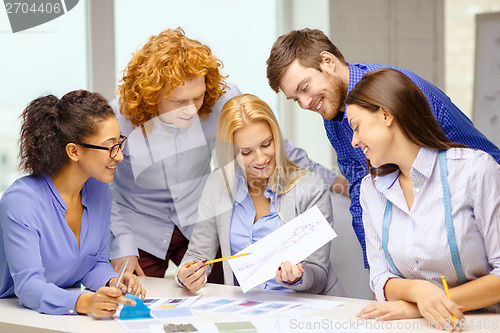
324;63;500;268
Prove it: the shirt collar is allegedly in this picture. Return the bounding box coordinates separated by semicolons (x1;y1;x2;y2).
234;173;248;204
411;147;438;180
374;170;400;193
233;173;277;204
43;175;89;210
43;174;67;211
337;63;367;122
348;63;366;93
372;147;438;193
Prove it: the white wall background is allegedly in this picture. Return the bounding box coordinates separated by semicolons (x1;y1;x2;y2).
114;0;279;113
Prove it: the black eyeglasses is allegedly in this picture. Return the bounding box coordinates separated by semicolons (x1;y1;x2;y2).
78;135;127;159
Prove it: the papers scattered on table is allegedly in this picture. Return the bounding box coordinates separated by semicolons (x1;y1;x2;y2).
190;293;342;317
145;296;200;310
228;205;337;293
113;293;390;333
115;296;199;333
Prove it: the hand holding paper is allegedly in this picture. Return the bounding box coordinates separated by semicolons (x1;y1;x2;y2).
276;262;305;285
228;205;337;293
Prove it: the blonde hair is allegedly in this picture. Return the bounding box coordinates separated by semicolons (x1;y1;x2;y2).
216;94;306;198
118;28;228;127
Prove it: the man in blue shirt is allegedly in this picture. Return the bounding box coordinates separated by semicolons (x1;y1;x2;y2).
266;28;500;268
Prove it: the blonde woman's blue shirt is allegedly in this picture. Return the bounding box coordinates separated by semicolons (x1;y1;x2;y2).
230;173;302;291
0;175;118;315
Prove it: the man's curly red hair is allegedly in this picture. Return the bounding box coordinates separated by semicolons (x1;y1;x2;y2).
118;28;228;127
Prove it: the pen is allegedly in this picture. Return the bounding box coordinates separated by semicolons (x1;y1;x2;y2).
114;257;129;288
441;274;457;319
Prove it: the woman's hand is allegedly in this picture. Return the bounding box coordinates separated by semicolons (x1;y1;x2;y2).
275;261;304;285
357;300;422;321
75;287;136;318
177;260;207;292
412;280;465;331
111;256;145;276
108;272;146;299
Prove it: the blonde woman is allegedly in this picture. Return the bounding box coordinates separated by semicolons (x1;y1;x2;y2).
175;94;345;296
109;28;337;281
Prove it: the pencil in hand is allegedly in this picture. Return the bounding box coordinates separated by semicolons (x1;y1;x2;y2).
186;253;250;268
205;253;251;264
441;274;457;319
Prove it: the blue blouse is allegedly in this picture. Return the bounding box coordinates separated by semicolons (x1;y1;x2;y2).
230;174;299;291
0;175;118;315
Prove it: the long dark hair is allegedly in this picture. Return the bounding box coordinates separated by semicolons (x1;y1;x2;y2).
19;90;115;176
345;68;466;177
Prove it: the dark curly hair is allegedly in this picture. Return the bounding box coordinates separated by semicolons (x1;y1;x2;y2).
19;90;115;177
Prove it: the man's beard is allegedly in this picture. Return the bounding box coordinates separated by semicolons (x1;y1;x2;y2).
322;71;348;120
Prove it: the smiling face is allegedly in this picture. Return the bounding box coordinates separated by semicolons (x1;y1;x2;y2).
279;59;347;120
346;104;395;168
78;116;124;183
233;120;276;181
157;75;206;128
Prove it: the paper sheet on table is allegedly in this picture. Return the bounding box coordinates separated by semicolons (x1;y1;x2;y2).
114;296;199;333
245;291;343;316
190;294;342;317
228;205;336;293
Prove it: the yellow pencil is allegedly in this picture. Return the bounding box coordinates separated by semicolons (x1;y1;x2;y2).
205;253;250;264
441;275;457;319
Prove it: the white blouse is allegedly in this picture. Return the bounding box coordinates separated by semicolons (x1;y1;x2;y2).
361;147;500;313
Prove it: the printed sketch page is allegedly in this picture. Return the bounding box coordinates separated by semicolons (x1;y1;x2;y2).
228;205;336;293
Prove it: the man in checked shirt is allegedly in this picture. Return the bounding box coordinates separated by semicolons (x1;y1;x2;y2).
266;28;500;269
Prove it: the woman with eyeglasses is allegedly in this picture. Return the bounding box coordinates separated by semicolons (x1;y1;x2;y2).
0;90;145;316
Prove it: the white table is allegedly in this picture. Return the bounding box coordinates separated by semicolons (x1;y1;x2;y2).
0;277;499;332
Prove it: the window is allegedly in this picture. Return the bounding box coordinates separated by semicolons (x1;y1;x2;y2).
114;0;279;111
0;1;87;194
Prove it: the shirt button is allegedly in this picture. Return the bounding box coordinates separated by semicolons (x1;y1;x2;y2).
415;188;420;193
163;240;167;244
413;267;418;272
69;309;74;314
